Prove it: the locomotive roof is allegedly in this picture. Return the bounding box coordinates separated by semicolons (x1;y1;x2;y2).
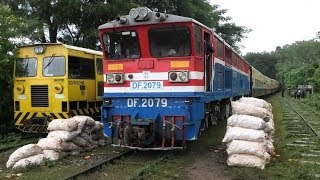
98;12;200;30
20;43;102;55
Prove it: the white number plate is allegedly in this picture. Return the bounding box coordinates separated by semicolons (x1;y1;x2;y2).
130;81;163;90
127;98;168;107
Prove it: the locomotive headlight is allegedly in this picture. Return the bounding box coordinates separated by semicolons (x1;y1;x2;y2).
178;71;188;81
34;45;46;54
106;74;115;83
16;84;24;94
138;7;148;18
129;8;139;19
168;71;189;82
54;84;63;94
169;72;178;81
106;73;124;84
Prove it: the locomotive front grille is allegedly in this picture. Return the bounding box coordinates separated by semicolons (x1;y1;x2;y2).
31;85;49;107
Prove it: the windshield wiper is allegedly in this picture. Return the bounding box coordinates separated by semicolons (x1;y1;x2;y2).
23;61;29;76
44;54;55;69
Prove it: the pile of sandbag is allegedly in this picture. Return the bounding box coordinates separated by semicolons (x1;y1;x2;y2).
222;97;275;169
6;116;105;169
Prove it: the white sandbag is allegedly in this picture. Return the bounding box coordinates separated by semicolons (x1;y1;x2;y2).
227;154;267;169
222;126;266;143
6;144;43;168
12;154;45;169
227;114;265;130
62;142;80;152
72;116;96;132
79;133;98;145
231;101;270;121
226;140;268;158
37;138;64;151
47;119;78;132
238;97;272;112
37;137;79;152
266;140;275;156
47;130;80;142
264;121;275;133
72;137;91;147
43;150;60;161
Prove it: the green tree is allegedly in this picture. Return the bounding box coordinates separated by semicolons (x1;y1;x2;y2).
5;0;250;50
245;52;277;79
274;39;320;90
138;0;250;50
0;3;33;132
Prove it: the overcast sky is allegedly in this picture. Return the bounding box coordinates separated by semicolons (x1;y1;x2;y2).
211;0;320;55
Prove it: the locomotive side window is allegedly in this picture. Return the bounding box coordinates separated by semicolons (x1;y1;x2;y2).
149;26;191;57
96;58;103;75
68;56;95;79
103;31;140;59
225;47;232;64
15;58;37;77
194;25;202;56
217;40;223;59
43;56;66;77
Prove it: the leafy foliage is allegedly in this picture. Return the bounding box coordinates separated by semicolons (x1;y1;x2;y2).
4;0;250;50
245;52;277;79
0;3;33;131
274;40;320;90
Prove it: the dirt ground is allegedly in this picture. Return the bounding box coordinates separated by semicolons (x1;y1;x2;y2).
186;144;231;180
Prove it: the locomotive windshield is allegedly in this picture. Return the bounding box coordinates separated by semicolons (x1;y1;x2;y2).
15;58;37;77
149;26;191;57
43;56;66;77
103;31;140;59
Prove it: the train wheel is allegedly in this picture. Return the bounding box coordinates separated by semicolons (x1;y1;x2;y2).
218;101;231;120
210;114;218;126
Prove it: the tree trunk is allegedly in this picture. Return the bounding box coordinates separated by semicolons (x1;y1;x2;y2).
49;24;58;43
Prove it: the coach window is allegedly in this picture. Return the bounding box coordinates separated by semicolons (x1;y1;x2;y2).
15;57;37;77
217;40;223;59
103;31;140;59
194;26;202;56
149;26;191;57
68;56;95;79
43;56;66;77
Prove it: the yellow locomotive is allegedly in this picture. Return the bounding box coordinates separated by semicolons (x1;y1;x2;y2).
13;43;104;133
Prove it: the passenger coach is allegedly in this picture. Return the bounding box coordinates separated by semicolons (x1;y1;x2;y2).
99;7;259;149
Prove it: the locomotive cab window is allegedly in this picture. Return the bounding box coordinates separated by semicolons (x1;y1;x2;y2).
15;58;37;77
68;56;95;79
194;26;202;56
103;31;140;59
149;26;191;57
43;56;66;77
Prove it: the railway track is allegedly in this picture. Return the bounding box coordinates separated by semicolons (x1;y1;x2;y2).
282;98;320;175
63;149;132;180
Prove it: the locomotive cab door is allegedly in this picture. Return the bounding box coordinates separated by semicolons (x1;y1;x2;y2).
204;32;214;91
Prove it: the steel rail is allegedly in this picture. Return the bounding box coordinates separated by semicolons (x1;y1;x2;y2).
64;149;132;180
284;99;319;137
